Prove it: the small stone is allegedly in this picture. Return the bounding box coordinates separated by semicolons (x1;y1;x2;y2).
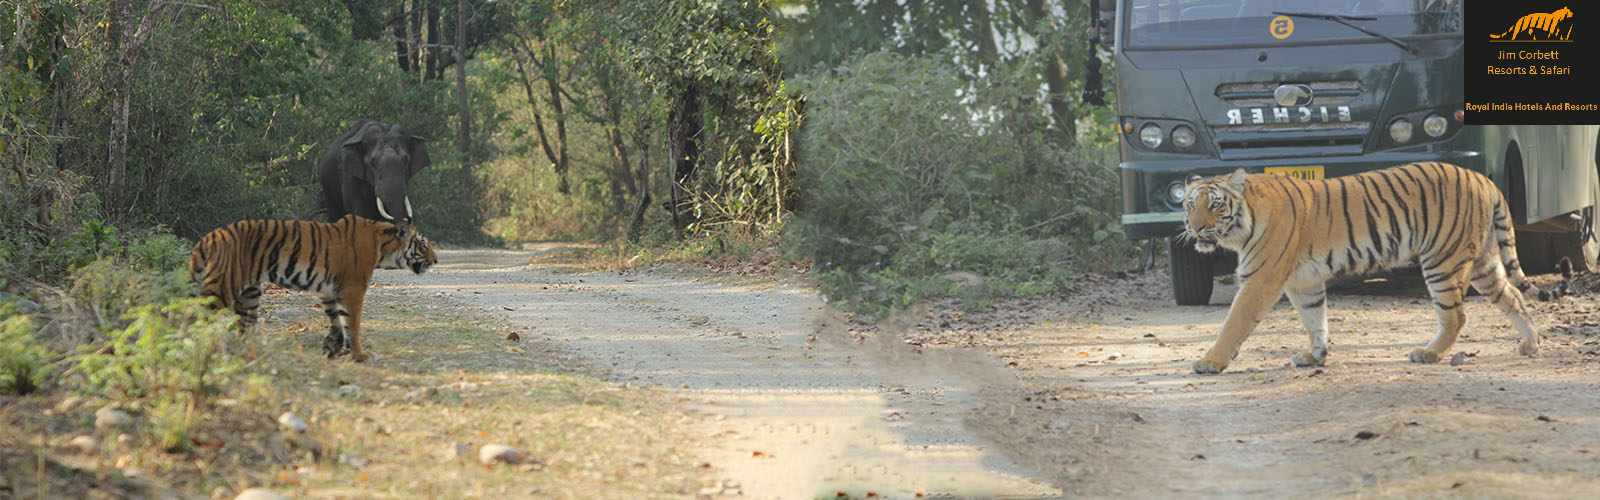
277;412;308;433
403;387;438;402
55;396;86;413
94;406;132;430
234;488;290;500
478;444;524;465
697;485;724;498
338;453;369;469
446;442;473;461
338;384;360;396
120;468;141;478
69;435;99;452
210;486;234;500
117;434;134;446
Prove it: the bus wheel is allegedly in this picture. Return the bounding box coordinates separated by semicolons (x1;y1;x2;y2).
1169;236;1214;305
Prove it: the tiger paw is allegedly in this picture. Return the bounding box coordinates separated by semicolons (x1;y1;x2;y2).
1407;348;1442;363
1191;357;1229;374
321;334;347;359
1291;350;1326;367
351;351;372;363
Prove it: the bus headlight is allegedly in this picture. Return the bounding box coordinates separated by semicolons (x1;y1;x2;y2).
1167;182;1187;204
1388;118;1413;144
1171;125;1197;149
1422;114;1448;137
1139;124;1164;149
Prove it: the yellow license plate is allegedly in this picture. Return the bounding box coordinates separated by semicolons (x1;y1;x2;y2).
1265;166;1324;180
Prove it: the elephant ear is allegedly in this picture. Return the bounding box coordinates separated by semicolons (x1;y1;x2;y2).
342;133;374;182
407;135;431;177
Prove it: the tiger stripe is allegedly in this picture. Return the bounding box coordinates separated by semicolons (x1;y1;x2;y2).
189;215;438;362
1181;162;1541;374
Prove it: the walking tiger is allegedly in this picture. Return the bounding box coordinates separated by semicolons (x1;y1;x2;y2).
1180;163;1542;374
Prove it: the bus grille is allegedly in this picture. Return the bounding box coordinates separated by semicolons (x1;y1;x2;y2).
1213;122;1371;160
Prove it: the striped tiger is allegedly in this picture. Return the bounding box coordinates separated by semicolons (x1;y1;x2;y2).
189;215;437;362
1181;162;1540;374
1489;7;1573;40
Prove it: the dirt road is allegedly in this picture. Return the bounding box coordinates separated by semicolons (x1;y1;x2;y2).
378;247;1600;499
379;248;1055;499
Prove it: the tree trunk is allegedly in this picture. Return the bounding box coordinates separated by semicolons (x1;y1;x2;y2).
507;42;563;193
408;0;422;76
392;2;410;72
970;0;999;73
530;45;570;194
104;0;133;215
625;141;652;243
426;4;440;80
456;0;469;157
604;127;627;207
667;84;701;233
1026;0;1076;143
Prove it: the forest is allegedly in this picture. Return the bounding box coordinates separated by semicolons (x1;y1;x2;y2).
1;0;1130;496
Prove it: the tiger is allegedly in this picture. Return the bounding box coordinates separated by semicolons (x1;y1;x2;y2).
1181;162;1540;374
189;215;437;362
1489;7;1573;40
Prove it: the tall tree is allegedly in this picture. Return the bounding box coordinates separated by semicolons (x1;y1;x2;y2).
456;0;469;155
103;0;222;216
506;36;569;194
391;2;410;72
426;3;441;80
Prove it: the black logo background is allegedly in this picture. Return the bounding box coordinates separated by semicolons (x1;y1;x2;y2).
1466;1;1598;124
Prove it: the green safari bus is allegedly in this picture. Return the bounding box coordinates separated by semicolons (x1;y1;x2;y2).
1103;0;1600;304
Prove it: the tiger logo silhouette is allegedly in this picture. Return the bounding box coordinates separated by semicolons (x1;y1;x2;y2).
1490;7;1574;40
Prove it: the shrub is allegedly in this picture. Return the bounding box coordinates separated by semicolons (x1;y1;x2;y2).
75;296;242;450
0;313;50;395
790;51;1131;316
70;259;194;334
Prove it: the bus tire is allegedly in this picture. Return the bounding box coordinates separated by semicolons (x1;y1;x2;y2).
1169;236;1214;306
1516;231;1557;274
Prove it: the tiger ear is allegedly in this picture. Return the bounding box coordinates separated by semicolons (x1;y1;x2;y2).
1228;168;1248;191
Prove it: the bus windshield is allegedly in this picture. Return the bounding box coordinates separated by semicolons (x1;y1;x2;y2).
1124;0;1461;49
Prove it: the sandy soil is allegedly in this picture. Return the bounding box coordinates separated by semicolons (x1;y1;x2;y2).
377;246;1600;499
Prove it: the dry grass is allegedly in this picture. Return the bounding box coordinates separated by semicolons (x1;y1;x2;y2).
0;284;707;499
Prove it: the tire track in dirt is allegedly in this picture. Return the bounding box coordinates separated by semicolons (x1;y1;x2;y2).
375;248;1058;499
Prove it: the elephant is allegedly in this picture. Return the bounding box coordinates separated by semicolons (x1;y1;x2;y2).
315;120;430;223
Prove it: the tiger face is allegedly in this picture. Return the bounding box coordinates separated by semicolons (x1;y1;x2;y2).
1182;169;1250;254
377;221;437;274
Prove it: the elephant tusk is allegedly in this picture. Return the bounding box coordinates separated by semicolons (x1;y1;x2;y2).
404;196;413;219
375;196;395;220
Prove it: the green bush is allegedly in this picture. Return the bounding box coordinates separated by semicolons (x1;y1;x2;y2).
75;296;242;450
0;313;50;395
790;51;1131;316
70;259;194;333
